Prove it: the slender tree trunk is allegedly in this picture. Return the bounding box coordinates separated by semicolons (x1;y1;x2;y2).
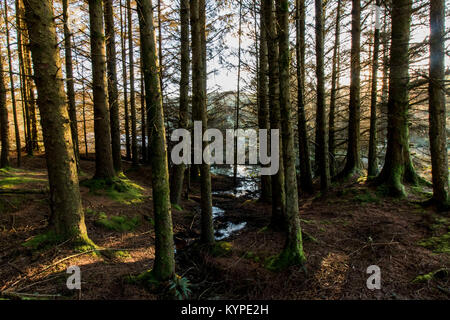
367;0;381;177
263;0;285;229
140;60;147;162
127;0;138;166
190;0;215;245
296;0;313;193
157;0;164;97
62;0;80;170
22;25;38;152
328;0;341;178
233;0;243;187
0;45;9;168
82;74;89;157
23;0;93;245
88;0;116;180
137;0;175;281
340;0;361;177
15;0;31;156
380;15;389;145
375;0;414;196
170;0;190;206
314;0;330;192
120;0;131;161
274;0;306;268
258;1;272;202
428;0;448;209
104;0;122;173
3;0;21;167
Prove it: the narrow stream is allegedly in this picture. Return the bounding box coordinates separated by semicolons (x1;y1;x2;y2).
210;165;259;240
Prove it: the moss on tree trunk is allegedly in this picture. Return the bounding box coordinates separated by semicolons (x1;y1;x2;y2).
137;0;176;281
23;0;93;246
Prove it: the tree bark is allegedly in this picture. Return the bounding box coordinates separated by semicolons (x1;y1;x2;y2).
0;45;9;168
367;0;381;177
88;0;116;180
428;0;449;208
328;0;341;178
314;0;330;192
263;0;285;229
3;0;21;167
275;0;306;267
137;0;175;281
104;0;122;173
62;0;80;170
375;0;414;197
23;0;92;244
258;1;272;202
190;0;215;245
170;0;190;206
127;0;138;166
120;0;131;161
340;0;361;177
296;0;313;193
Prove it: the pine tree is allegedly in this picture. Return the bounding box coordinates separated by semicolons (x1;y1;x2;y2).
88;0;116;180
428;0;449;209
0;44;9;168
190;0;215;245
170;0;190;206
104;0;122;173
263;0;285;230
23;0;94;246
137;0;175;281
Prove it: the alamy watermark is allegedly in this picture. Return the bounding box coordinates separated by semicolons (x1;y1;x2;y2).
171;121;280;176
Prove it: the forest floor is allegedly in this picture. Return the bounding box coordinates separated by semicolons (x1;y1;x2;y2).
0;153;449;300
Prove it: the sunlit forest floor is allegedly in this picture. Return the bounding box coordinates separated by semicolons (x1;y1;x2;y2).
0;153;449;300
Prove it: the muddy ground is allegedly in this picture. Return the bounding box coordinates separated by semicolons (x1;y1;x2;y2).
0;153;449;300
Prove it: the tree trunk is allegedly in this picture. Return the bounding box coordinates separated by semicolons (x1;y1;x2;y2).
328;0;341;178
120;0;131;161
15;0;31;156
62;0;80;170
367;0;381;177
296;0;313;193
263;0;285;230
137;0;175;281
170;0;190;206
88;0;116;180
104;0;122;173
375;0;414;197
140;60;147;162
127;0;138;166
23;0;92;245
428;0;449;208
3;0;21;167
258;1;272;202
274;0;306;268
233;0;243;187
190;0;215;245
22;25;38;153
340;0;361;177
314;0;330;192
0;45;9;168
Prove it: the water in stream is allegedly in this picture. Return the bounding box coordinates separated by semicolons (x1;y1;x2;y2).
210;165;259;240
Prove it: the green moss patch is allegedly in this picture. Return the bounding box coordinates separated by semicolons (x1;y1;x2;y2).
81;177;145;204
94;212;140;232
419;215;450;254
413;269;449;283
210;241;233;257
22;231;64;250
